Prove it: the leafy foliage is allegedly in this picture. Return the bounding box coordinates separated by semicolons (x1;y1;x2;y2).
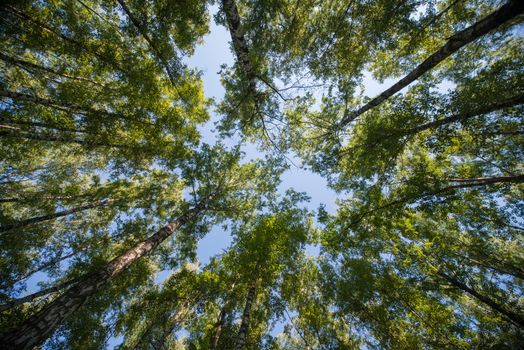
0;0;523;349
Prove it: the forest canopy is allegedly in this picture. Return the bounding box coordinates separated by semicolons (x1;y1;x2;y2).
0;0;523;349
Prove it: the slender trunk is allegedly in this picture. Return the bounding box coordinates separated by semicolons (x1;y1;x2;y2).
0;194;85;203
235;283;256;350
3;5;125;72
0;114;90;134
210;303;228;350
221;0;257;95
1;89;152;126
438;270;524;329
2;226;127;290
421;0;461;31
446;174;524;187
465;255;524;281
153;294;201;350
462;244;524;281
131;321;156;350
344;92;524;159
131;299;194;350
340;0;524;126
407;93;524;134
348;174;523;229
0;89;135;124
222;0;278;142
76;0;126;38
474;130;524;137
282;306;312;350
0;52;106;87
0;130;124;148
0;200;108;233
116;0;176;84
2;250;78;290
0;278;77;312
0;89;84;111
0;196;212;349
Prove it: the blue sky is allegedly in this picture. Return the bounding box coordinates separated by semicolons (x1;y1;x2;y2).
187;4;429;267
189;6;339;266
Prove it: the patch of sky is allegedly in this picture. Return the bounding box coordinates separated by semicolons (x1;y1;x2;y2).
182;4;345;270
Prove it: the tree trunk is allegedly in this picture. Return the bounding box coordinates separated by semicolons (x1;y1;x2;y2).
3;4;125;72
438;270;524;329
466;255;524;281
352;93;524;158
0;194;85;204
131;295;197;350
339;0;524;126
153;294;201;350
0;130;124;148
2;225;126;290
210;303;228;350
0;196;212;349
0;200;109;233
407;93;524;134
0;278;77;312
446;174;524;187
2;250;78;290
421;0;461;31
116;0;177;85
0;52;106;87
0;89;84;112
221;0;257;95
235;283;256;350
1;115;90;134
0;89;137;124
348;174;524;229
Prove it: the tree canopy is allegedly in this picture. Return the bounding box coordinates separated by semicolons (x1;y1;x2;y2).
0;0;523;349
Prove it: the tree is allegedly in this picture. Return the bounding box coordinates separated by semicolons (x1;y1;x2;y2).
1;142;284;349
337;0;524;127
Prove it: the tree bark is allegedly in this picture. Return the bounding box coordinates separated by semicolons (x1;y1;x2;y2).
407;93;524;134
421;0;461;31
0;196;212;349
346;93;524;158
461;253;524;281
235;283;256;350
3;5;125;72
0;200;109;233
134;298;195;350
1;250;78;290
348;174;524;229
0;89;84;112
0;194;85;203
0;278;77;312
0;130;124;148
210;303;228;350
2;223;127;290
116;0;177;85
0;89;138;124
0;52;106;87
221;0;257;95
0;116;90;134
153;294;201;350
446;174;524;187
438;270;524;329
339;0;524;126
